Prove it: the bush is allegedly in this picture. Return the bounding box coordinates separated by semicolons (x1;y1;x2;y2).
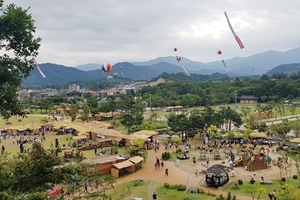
238;179;243;185
162;152;171;160
293;175;298;179
282;177;286;182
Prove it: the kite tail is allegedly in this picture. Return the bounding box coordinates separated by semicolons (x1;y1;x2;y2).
181;65;190;76
121;71;124;78
33;58;46;78
222;60;229;73
224;11;244;49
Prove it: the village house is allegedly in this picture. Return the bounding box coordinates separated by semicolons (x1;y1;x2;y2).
238;95;259;104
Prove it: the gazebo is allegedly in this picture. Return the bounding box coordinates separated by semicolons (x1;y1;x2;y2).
202;164;233;187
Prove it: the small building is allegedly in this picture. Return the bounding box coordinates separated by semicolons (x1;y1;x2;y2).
111;160;135;178
81;155;125;176
203;164;233;187
66;91;82;99
165;106;184;112
128;156;144;171
238;95;258;104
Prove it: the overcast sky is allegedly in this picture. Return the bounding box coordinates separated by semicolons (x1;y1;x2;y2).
4;0;300;67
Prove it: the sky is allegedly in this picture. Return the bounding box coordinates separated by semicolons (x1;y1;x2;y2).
3;0;300;67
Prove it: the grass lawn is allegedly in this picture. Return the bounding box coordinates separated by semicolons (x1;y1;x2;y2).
0;115;45;128
223;178;300;200
105;180;217;200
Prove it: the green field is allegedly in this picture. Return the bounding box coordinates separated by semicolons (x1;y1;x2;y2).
0;115;45;128
223;178;300;200
104;181;217;200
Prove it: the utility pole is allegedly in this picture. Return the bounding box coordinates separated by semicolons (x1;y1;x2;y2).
150;92;152;111
235;91;238;110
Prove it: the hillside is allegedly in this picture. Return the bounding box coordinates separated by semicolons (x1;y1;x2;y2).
266;63;300;75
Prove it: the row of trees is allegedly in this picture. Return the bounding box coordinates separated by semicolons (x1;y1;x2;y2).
167;106;242;139
137;78;300;108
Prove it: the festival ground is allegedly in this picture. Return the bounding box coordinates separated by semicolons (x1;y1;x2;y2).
1;119;298;200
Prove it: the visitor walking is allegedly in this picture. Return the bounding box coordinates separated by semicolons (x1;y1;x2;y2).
253;171;256;176
165;168;168;176
84;183;88;192
152;192;157;200
273;190;276;200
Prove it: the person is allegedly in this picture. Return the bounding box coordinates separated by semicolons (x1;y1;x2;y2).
161;161;164;168
165;168;168;176
268;193;273;200
253;170;256;176
229;160;233;168
94;147;97;155
84;183;88;192
273;190;276;200
195;169;198;177
206;157;209;166
245;165;248;171
152;192;157;200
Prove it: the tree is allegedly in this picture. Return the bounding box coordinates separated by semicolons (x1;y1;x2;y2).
120;113;135;134
80;102;90;121
69;103;80;122
149;111;158;123
288;103;297;116
246;182;266;200
0;1;41;119
167;113;191;139
278;183;294;200
239;106;251;122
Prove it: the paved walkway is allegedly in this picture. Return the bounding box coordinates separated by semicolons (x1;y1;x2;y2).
117;148;254;200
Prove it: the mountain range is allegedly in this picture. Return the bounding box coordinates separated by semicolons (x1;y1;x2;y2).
22;47;300;86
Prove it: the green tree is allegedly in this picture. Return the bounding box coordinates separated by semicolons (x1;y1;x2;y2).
69;103;80;122
121;113;135;134
0;1;41;119
167;113;191;139
149;111;158;123
239;105;251;122
288;103;297;116
80;102;90;121
246;182;266;200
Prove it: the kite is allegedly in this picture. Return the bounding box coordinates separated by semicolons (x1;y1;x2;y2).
180;65;190;76
217;50;222;55
102;63;112;72
222;59;229;73
113;72;118;77
224;11;244;49
119;66;125;78
107;75;113;80
33;58;46;78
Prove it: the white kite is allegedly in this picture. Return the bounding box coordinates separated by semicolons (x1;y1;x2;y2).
224;11;244;49
33;58;46;78
222;60;229;73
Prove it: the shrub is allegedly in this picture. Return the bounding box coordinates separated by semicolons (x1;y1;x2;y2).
238;179;243;185
162;152;171;160
293;175;297;179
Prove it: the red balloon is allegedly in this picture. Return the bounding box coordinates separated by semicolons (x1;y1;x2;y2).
217;50;222;55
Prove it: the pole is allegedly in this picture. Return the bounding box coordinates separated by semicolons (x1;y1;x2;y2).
150;92;152;111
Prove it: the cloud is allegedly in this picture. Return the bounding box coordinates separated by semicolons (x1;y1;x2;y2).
3;0;300;66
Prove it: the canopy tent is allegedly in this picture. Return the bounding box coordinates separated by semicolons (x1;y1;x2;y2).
290;138;300;143
112;160;134;169
250;132;267;138
128;156;144;164
6;124;35;130
133;130;158;136
72;135;87;140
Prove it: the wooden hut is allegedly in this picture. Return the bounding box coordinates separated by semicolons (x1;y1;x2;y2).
128;156;144;171
81;155;125;176
202;164;233;187
111;160;135;178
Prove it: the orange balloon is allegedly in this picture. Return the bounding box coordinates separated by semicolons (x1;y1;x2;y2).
217;50;222;55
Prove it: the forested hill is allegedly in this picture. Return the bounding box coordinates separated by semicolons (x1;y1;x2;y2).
150;72;230;82
266;63;300;75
